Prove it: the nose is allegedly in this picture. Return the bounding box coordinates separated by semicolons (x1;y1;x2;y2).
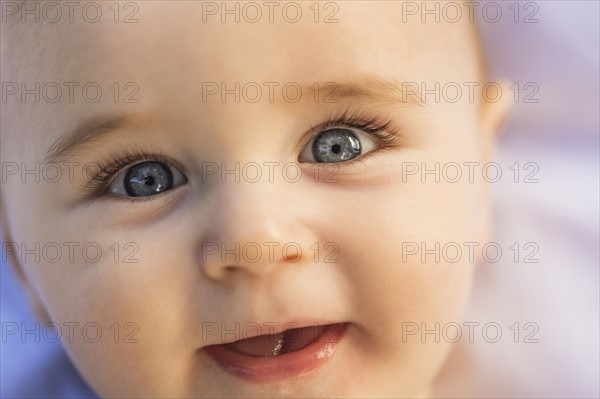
198;178;315;282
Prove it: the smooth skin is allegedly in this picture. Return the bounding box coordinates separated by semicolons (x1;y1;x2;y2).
1;2;510;397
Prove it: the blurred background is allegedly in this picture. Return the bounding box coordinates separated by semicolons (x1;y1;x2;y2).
2;1;599;397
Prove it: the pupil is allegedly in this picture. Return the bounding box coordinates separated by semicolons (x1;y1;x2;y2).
331;144;341;154
144;176;155;186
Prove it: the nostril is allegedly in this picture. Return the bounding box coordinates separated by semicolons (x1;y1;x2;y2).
283;252;301;263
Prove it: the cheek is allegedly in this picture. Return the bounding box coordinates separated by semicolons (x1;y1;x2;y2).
13;203;202;396
320;151;478;393
334;174;476;327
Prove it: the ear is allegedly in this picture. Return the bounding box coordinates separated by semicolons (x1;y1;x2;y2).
1;198;52;325
476;80;513;246
481;79;513;145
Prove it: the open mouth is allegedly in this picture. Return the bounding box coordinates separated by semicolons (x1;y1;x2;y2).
203;323;348;383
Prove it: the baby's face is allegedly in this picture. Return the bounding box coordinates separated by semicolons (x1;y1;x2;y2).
2;2;498;397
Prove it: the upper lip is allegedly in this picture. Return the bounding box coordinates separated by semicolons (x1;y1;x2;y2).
202;319;345;346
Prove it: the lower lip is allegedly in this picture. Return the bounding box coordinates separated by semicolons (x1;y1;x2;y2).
203;323;348;383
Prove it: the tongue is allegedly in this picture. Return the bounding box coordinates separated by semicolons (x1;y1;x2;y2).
282;325;325;352
226;325;326;357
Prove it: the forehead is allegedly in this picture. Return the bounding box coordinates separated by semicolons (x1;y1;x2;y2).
1;1;478;160
4;2;477;81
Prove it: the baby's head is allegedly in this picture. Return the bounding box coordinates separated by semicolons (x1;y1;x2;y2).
1;1;509;397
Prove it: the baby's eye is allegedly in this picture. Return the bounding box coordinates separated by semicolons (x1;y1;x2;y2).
108;161;187;198
298;128;377;163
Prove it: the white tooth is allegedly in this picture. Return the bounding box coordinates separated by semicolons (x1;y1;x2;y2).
271;335;285;356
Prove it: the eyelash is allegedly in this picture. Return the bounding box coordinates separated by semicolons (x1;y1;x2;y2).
300;109;402;161
83;110;402;198
84;150;181;200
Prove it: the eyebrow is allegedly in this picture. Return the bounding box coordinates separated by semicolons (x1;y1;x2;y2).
44;114;139;164
44;75;423;163
305;74;425;107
